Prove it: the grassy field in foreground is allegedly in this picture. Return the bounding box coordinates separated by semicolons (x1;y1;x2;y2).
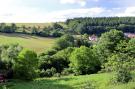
3;72;135;89
0;33;56;53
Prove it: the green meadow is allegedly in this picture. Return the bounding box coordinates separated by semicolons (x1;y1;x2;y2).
2;72;135;89
0;33;56;53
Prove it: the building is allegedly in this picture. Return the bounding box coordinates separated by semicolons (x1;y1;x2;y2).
89;35;98;41
124;33;135;38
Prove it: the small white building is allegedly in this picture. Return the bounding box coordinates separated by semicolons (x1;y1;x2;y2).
89;35;98;41
124;33;135;38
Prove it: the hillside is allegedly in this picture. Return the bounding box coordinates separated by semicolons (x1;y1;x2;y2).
0;33;56;53
3;72;135;89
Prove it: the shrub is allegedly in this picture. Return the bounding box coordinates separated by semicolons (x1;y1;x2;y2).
54;34;74;50
113;68;132;83
50;67;57;75
53;73;61;77
40;67;57;77
73;69;81;76
70;46;100;75
45;69;53;77
61;68;73;76
40;69;46;77
13;49;38;80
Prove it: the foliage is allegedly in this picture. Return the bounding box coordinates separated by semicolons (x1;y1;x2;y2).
66;17;135;35
0;44;23;79
40;67;57;77
52;23;64;29
38;48;57;72
61;68;73;76
70;46;100;75
54;47;75;64
0;23;64;37
96;29;125;64
38;47;74;74
13;49;38;80
74;36;91;47
53;73;61;77
104;54;135;71
31;26;38;35
0;23;16;33
1;44;23;63
104;53;134;83
113;68;132;83
40;48;57;56
54;34;74;50
1;17;135;37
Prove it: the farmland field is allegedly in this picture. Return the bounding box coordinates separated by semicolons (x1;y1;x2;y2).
6;22;67;28
2;72;135;89
0;33;56;53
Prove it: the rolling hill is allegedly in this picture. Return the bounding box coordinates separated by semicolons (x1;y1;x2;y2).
0;33;56;53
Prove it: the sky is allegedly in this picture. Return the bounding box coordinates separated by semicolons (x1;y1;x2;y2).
0;0;135;22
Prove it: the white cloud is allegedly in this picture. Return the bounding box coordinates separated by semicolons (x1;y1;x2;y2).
16;7;105;22
116;7;135;16
0;0;46;22
1;0;135;22
60;0;87;7
38;7;106;22
59;0;99;6
0;3;106;23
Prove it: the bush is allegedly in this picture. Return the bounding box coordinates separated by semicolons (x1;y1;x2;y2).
70;46;100;75
45;69;53;77
113;68;132;83
40;69;46;77
53;73;61;77
54;34;74;50
50;67;57;75
61;68;73;76
13;49;38;80
14;64;37;80
39;67;57;77
73;69;81;76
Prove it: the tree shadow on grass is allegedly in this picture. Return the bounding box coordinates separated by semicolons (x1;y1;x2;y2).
5;77;75;89
31;77;75;89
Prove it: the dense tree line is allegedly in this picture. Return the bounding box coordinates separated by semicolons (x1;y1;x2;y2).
0;23;64;37
66;17;135;35
1;17;135;38
0;23;17;33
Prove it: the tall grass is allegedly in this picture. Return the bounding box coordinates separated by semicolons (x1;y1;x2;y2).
5;72;135;89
